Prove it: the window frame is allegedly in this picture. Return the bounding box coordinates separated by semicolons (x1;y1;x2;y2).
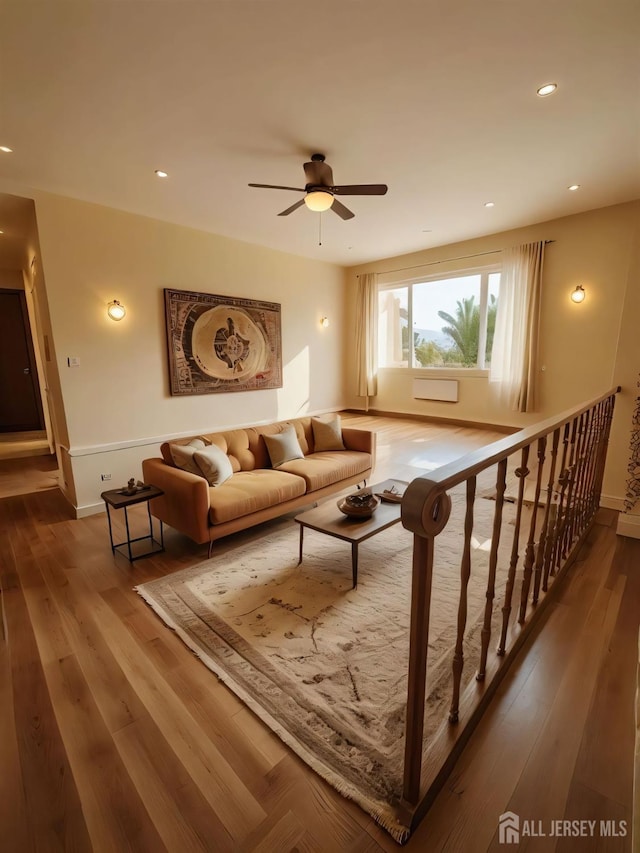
377;262;501;377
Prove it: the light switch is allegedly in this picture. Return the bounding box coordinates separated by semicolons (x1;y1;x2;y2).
67;356;80;368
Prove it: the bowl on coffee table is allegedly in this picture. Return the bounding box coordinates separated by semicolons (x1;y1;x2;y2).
337;491;380;519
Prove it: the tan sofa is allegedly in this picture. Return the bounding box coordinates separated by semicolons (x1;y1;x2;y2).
142;416;375;553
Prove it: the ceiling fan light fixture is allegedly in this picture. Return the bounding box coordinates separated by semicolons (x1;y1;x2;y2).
304;190;334;212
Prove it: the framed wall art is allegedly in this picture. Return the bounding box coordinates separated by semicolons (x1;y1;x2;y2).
164;288;283;396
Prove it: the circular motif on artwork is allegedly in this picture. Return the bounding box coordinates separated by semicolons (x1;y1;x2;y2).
191;306;268;380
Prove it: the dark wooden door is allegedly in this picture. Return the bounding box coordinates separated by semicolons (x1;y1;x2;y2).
0;290;44;432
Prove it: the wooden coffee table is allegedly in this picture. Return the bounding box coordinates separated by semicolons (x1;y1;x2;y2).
294;479;409;588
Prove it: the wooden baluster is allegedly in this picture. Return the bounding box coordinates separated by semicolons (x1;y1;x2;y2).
541;429;561;592
476;459;507;681
585;402;605;520
449;476;476;723
575;407;596;531
570;413;587;546
559;418;579;563
498;447;530;656
532;429;561;603
402;490;451;806
566;413;588;546
531;437;549;605
591;395;615;509
518;437;546;624
550;423;571;576
585;402;604;519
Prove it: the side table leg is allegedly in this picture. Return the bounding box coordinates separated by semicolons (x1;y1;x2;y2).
298;525;304;565
352;542;358;589
124;506;133;562
105;503;115;553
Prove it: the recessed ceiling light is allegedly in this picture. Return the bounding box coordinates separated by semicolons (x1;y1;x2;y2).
0;145;13;153
536;83;557;97
484;202;495;208
568;184;580;191
154;169;168;178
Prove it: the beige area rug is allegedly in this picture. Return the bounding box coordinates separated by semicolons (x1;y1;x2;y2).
136;493;517;843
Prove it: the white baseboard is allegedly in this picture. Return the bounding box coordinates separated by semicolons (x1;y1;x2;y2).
616;513;640;539
75;502;105;519
600;493;625;511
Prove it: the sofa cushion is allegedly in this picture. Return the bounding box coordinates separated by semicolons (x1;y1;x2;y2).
200;429;255;473
263;425;305;468
252;419;312;468
311;414;345;452
278;450;371;492
208;470;306;524
194;445;233;487
169;438;207;476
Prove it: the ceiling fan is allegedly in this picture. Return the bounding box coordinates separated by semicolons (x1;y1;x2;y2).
248;153;388;220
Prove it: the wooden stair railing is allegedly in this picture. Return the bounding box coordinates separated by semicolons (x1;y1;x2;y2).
399;387;619;817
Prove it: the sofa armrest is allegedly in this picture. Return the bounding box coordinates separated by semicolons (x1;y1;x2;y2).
142;457;211;545
342;428;376;468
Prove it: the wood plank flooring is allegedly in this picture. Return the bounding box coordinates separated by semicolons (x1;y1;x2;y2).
0;414;637;852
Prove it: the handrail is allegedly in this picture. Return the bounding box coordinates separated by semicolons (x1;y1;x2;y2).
401;386;620;538
398;385;620;818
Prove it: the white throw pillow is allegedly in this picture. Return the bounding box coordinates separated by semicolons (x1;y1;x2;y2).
311;414;345;452
169;438;207;476
193;445;234;487
263;425;305;468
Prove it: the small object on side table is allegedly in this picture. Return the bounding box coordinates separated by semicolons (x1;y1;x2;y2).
101;484;165;562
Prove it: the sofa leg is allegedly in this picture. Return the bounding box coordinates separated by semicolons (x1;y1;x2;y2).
208;540;213;558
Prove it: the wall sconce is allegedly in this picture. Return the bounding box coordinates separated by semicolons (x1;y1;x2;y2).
570;285;586;304
107;299;126;321
320;316;330;328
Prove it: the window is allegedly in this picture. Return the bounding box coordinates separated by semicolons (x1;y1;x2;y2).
377;268;500;370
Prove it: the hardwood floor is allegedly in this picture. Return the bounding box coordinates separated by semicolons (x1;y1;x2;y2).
0;414;637;852
0;452;58;499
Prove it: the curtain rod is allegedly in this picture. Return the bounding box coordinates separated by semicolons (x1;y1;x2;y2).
356;240;555;277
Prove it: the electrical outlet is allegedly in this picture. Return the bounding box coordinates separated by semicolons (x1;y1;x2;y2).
101;473;112;481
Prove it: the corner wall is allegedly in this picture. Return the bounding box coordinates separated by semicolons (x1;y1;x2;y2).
31;192;347;514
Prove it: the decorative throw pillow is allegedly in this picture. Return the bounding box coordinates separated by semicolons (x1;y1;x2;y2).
263;425;305;469
311;415;345;451
169;438;207;476
193;445;233;487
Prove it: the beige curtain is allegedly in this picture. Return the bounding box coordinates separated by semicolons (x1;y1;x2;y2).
490;241;545;412
355;272;378;408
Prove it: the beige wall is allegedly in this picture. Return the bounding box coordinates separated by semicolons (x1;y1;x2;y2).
31;192;347;513
347;200;640;505
609;211;640;530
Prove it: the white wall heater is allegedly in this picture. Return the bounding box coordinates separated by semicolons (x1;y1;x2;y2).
412;378;459;403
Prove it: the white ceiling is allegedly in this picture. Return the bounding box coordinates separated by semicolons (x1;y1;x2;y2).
0;1;638;267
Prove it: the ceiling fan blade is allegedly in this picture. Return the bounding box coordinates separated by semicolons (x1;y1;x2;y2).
331;198;355;220
303;160;334;187
278;199;306;216
248;183;305;192
332;184;388;195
